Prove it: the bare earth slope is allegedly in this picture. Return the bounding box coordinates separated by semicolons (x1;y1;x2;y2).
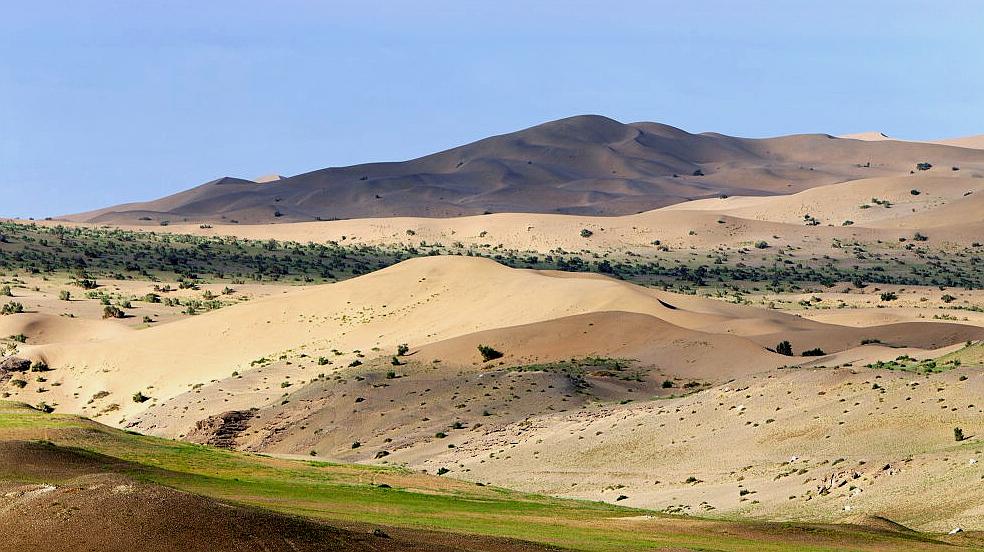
417;366;984;533
63;115;984;223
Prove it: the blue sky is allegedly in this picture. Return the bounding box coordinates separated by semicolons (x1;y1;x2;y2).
2;1;982;217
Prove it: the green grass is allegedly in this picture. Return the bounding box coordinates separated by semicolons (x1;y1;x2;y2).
0;401;967;551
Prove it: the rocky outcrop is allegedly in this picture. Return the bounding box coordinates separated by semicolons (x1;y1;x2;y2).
186;409;257;449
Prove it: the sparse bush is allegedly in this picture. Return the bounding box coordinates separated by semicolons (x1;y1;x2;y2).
0;285;10;297
436;467;450;475
913;232;928;242
10;379;26;388
880;292;898;301
580;229;593;238
478;345;503;362
59;290;71;301
397;343;409;356
132;391;150;403
30;360;49;372
754;240;769;249
1;302;24;315
801;347;826;357
775;340;793;356
661;379;674;389
954;427;965;441
103;305;125;319
915;162;932;171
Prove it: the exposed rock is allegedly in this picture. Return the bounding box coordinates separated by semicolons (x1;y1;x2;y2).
185;409;257;449
0;357;31;382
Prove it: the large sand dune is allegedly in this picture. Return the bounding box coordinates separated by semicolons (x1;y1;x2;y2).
62;115;984;224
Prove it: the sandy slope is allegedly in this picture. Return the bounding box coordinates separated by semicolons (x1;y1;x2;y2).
4;256;978;438
415;366;984;532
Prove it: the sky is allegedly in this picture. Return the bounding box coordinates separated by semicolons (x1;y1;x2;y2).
2;1;983;217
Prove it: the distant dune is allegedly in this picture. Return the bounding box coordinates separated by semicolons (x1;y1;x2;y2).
61;115;984;223
841;131;984;151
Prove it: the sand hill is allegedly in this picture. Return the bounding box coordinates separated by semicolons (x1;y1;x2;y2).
7;256;978;454
61;115;984;224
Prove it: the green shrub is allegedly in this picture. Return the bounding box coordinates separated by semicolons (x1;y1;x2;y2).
801;348;826;357
0;302;24;315
954;427;965;441
477;345;503;362
775;340;793;356
132;391;150;403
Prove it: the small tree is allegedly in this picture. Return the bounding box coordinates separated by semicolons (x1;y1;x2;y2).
477;345;503;362
775;340;793;356
954;427;965;442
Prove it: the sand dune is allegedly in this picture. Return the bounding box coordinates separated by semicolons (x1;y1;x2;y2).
62;115;984;224
928;136;984;150
2;256;973;436
0;313;132;345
